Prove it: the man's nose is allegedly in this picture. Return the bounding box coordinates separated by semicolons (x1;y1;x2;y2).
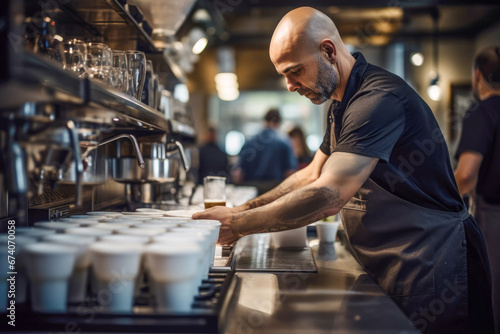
286;77;300;92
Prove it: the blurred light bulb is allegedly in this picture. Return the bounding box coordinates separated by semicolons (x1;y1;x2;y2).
410;52;424;66
192;37;207;55
427;84;441;101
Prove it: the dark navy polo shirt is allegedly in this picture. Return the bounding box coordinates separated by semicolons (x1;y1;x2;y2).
238;127;298;182
455;96;500;206
320;52;464;212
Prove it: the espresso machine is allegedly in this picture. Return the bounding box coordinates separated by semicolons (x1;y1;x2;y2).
0;0;199;229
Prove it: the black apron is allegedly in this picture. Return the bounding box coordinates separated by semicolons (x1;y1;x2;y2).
473;196;500;333
329;123;494;333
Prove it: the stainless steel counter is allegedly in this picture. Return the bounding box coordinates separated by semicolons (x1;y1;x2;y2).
220;233;419;333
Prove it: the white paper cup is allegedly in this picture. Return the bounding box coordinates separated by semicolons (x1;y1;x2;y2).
112;217;152;222
153;217;191;223
86;211;122;217
42;234;95;303
94;223;132;232
14;228;54;240
11;235;38;303
270;226;308;248
66;219;100;226
136;222;180;229
34;221;82;232
97;218;137;225
117;228;165;241
99;234;150;245
24;243;79;312
65;227;113;238
316;222;340;243
89;243;143;313
166;228;212;282
144;243;201;312
183;220;221;265
136;208;165;213
0;236;10;309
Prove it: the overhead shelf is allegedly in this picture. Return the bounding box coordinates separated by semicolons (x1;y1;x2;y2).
58;0;187;85
1;52;195;137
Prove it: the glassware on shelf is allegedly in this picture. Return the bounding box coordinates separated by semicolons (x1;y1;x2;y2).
125;51;146;100
62;39;87;76
151;72;160;110
110;50;129;93
87;43;113;85
141;60;153;106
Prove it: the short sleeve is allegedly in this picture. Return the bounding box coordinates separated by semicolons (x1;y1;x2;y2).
455;106;493;159
319;103;335;155
333;90;405;162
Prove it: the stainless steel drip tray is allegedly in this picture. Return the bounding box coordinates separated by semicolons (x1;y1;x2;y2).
233;234;318;273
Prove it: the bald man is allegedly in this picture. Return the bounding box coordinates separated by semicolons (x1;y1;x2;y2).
194;7;494;333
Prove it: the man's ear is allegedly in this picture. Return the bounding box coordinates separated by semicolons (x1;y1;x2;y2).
474;68;481;82
320;39;337;64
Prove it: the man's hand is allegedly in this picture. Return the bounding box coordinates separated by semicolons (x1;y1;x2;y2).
192;206;241;245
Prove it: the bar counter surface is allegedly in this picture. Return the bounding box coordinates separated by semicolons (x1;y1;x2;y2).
220;232;419;333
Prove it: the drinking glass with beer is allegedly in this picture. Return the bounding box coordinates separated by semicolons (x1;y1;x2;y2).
204;176;226;209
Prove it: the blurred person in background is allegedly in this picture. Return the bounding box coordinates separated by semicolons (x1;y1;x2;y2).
454;45;500;333
198;125;230;185
232;108;297;195
288;126;314;169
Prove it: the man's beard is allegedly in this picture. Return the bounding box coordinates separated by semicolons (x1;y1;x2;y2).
298;56;338;105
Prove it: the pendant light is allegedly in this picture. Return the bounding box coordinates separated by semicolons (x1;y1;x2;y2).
427;8;441;101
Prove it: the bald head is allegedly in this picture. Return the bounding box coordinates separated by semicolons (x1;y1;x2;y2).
270;7;346;64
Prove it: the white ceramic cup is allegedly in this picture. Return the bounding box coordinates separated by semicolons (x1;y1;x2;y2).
316;221;340;243
65;227;113;238
135;222;180;229
89;242;143;313
0;235;10;310
42;234;95;303
24;243;79;312
153;232;209;287
66;219;100;226
11;235;38;303
183;220;221;266
113;217;152;222
144;243;201;312
99;234;150;245
136;208;165;213
153;217;191;223
14;228;54;240
94;223;132;233
117;228;165;241
34;221;82;232
86;211;122;217
166;228;212;283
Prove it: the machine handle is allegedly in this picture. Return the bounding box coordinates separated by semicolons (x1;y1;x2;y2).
66;120;84;206
98;134;145;168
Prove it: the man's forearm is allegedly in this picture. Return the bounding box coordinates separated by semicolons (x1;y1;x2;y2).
236;169;313;212
232;183;344;237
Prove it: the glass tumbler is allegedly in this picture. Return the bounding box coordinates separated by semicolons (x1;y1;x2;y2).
141;60;153;106
111;50;129;93
203;176;227;209
62;39;87;76
126;51;146;100
87;43;112;84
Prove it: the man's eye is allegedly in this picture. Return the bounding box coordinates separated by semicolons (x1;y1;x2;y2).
291;69;301;75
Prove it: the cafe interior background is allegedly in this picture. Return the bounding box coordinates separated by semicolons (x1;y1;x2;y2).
181;0;500;164
1;0;500;223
